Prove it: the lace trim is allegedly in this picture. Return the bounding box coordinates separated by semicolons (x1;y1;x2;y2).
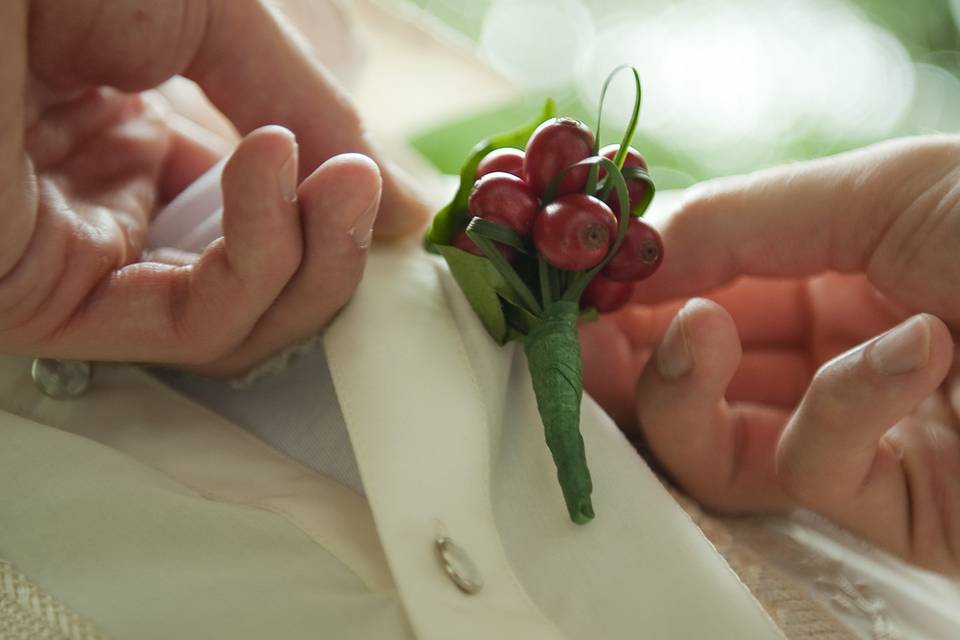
670;489;862;640
227;334;324;388
727;514;898;640
0;558;108;640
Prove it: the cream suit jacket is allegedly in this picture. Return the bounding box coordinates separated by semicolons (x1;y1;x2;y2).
1;245;793;639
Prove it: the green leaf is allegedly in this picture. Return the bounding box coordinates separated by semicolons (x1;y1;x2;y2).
621;166;656;217
410;93;588;175
523;301;594;524
466;221;542;316
538;256;553;309
595;66;645;208
594;65;643;167
436;245;511;344
503;299;542;336
466;217;530;254
426;99;556;248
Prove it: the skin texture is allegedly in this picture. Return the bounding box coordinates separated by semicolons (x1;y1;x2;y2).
0;0;428;375
581;135;960;576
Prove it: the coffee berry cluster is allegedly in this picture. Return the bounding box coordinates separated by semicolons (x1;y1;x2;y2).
454;117;663;314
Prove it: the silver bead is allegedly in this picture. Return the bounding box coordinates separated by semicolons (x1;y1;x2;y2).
31;358;92;399
435;536;483;595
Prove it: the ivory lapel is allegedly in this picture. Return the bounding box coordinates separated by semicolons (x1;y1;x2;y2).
326;244;565;640
325;246;786;639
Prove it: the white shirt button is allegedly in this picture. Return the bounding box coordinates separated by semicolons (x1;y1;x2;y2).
31;359;92;398
435;536;483;595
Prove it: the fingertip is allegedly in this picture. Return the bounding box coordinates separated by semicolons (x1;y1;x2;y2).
225;125;297;173
664;298;742;387
299;151;382;204
638;298;741;421
680;297;738;340
777;312;955;506
863;313;953;383
219;125;301;280
222;125;298;205
298;152;383;251
923;313;955;373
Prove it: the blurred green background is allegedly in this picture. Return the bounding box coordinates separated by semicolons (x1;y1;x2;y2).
399;0;960;188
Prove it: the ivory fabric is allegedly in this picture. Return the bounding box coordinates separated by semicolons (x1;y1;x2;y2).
6;238;960;640
329;244;785;640
0;364;410;639
0;243;789;640
5;240;960;638
156;344;366;496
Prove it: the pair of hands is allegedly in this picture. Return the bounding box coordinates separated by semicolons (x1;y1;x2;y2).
1;0;426;376
582;136;960;576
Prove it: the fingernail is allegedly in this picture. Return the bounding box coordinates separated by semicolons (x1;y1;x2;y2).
279;142;299;204
657;305;694;380
348;184;381;250
867;314;931;376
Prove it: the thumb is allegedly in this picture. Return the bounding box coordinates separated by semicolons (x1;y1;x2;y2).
633;136;960;304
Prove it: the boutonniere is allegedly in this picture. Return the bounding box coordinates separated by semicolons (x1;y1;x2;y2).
425;66;662;524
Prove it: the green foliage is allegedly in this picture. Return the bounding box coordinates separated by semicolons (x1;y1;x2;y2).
523;301;594;523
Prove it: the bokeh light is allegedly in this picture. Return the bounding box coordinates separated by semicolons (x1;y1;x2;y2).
575;0;915;174
403;0;960;180
479;0;594;89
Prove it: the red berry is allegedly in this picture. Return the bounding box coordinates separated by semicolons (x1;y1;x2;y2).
581;274;635;314
477;148;525;179
468;172;539;235
523;117;595;197
599;144;649;216
533;194;617;271
453;228;515;262
602;217;663;282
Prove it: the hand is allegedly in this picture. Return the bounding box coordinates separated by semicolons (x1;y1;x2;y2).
582;135;960;575
1;0;428;376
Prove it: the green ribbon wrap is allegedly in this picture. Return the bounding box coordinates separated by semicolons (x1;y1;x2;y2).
523;301;594;524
